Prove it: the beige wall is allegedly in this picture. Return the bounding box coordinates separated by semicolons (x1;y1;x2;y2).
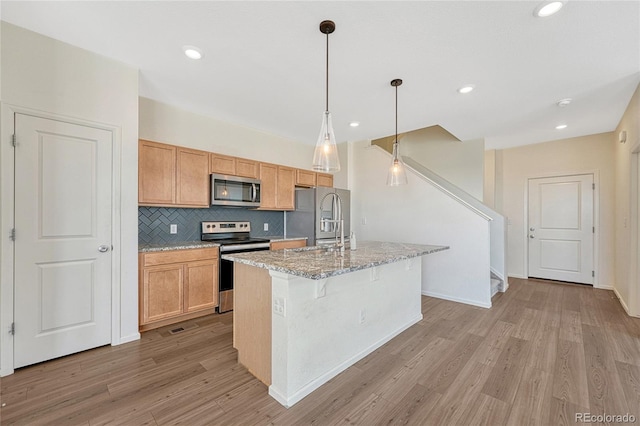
0;22;140;374
614;83;640;315
497;132;615;288
372;125;485;200
139;97;314;171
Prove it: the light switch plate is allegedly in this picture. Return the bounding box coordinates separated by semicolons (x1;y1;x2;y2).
170;224;177;234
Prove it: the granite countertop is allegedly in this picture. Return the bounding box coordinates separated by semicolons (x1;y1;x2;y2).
139;241;220;253
222;240;449;280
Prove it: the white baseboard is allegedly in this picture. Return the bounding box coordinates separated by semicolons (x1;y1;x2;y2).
114;332;140;345
269;313;423;408
422;290;491;309
594;284;614;290
612;287;637;317
0;367;14;377
508;273;527;279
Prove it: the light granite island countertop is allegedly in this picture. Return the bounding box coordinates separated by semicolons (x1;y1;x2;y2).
224;240;449;408
222;240;449;280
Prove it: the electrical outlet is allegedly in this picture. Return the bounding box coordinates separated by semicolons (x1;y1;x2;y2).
170;224;177;234
264;223;269;231
361;217;367;225
359;309;366;324
274;297;286;317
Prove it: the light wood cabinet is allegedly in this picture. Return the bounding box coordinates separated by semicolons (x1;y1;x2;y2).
139;247;219;331
277;166;295;210
295;169;317;187
210;153;236;175
139;140;176;205
316;173;334;188
176;147;210;206
139;140;209;208
270;239;307;251
236;158;259;179
258;163;295;210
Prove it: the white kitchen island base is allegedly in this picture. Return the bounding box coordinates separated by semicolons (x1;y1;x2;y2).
235;257;423;408
228;241;448;408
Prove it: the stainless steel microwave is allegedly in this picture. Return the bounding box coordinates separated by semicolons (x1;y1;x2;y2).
211;174;261;208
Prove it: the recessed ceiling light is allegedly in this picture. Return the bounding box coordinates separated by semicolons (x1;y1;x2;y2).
556;98;572;107
534;1;564;17
458;85;475;94
182;45;203;60
349;122;360;127
555;124;568;130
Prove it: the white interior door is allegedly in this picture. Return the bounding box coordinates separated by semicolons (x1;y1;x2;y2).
528;174;594;284
14;114;112;368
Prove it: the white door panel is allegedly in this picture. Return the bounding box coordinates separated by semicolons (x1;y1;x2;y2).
528;174;594;284
14;114;112;368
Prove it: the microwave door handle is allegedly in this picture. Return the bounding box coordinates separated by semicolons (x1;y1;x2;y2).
251;183;256;202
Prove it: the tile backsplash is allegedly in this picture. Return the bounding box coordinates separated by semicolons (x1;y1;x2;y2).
139;206;284;245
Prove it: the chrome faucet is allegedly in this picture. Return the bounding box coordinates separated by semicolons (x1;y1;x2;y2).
319;192;345;252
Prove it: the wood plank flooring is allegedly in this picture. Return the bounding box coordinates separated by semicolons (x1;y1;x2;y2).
1;278;639;425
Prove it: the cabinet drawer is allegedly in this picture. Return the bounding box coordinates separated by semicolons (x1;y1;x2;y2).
142;247;219;266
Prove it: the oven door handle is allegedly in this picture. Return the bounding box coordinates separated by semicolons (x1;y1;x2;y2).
221;242;271;252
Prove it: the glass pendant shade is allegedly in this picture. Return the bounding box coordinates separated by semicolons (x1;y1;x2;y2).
386;142;408;186
312;111;340;172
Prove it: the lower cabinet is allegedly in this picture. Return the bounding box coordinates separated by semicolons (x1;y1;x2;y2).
139;247;219;331
270;239;307;250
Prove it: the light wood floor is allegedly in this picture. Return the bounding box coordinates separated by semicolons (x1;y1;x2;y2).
2;278;639;425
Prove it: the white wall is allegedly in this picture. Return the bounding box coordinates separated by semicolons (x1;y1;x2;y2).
139;97;314;170
351;141;492;308
0;22;139;373
497;132;615;288
613;83;640;316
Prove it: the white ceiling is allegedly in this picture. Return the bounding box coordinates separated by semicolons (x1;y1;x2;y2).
2;1;639;150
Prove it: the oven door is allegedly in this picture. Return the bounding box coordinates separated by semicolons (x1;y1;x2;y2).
211;174;261;208
219;245;270;313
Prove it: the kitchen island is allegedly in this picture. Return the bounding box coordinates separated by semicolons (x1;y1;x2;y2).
223;241;448;407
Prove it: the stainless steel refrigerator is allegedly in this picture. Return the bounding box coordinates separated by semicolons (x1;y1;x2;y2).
285;187;350;246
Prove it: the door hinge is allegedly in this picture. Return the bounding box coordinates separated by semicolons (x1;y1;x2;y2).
593;226;595;233
9;228;15;241
592;271;595;278
9;323;14;335
592;183;595;190
11;134;16;147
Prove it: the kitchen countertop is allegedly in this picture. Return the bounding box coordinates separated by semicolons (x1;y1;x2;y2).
139;241;220;253
222;240;449;280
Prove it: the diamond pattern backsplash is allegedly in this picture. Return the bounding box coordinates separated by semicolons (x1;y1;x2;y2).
139;206;285;244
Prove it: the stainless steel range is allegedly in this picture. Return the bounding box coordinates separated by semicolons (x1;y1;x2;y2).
201;221;271;313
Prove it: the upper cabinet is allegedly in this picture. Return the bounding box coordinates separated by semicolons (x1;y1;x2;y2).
139;139;334;210
259;163;295;211
139;140;209;208
211;153;259;179
295;169;333;188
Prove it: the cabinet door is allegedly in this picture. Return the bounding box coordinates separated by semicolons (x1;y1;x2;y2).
210;153;236;175
236;158;259;179
139;140;176;205
141;264;184;324
176;147;210;207
184;260;219;313
295;169;316;187
277;166;295;210
259;163;278;210
316;173;334;188
270;239;306;250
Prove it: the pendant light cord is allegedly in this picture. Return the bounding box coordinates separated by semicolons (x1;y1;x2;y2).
395;84;398;145
326;32;329;112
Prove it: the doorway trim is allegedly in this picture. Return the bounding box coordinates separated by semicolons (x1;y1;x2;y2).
0;104;123;376
523;169;601;288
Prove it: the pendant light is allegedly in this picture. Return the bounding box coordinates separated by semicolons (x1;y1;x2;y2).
387;78;408;186
312;20;340;173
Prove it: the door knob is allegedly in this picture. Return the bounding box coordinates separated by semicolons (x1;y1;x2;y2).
530;227;535;232
98;245;110;253
529;235;535;239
